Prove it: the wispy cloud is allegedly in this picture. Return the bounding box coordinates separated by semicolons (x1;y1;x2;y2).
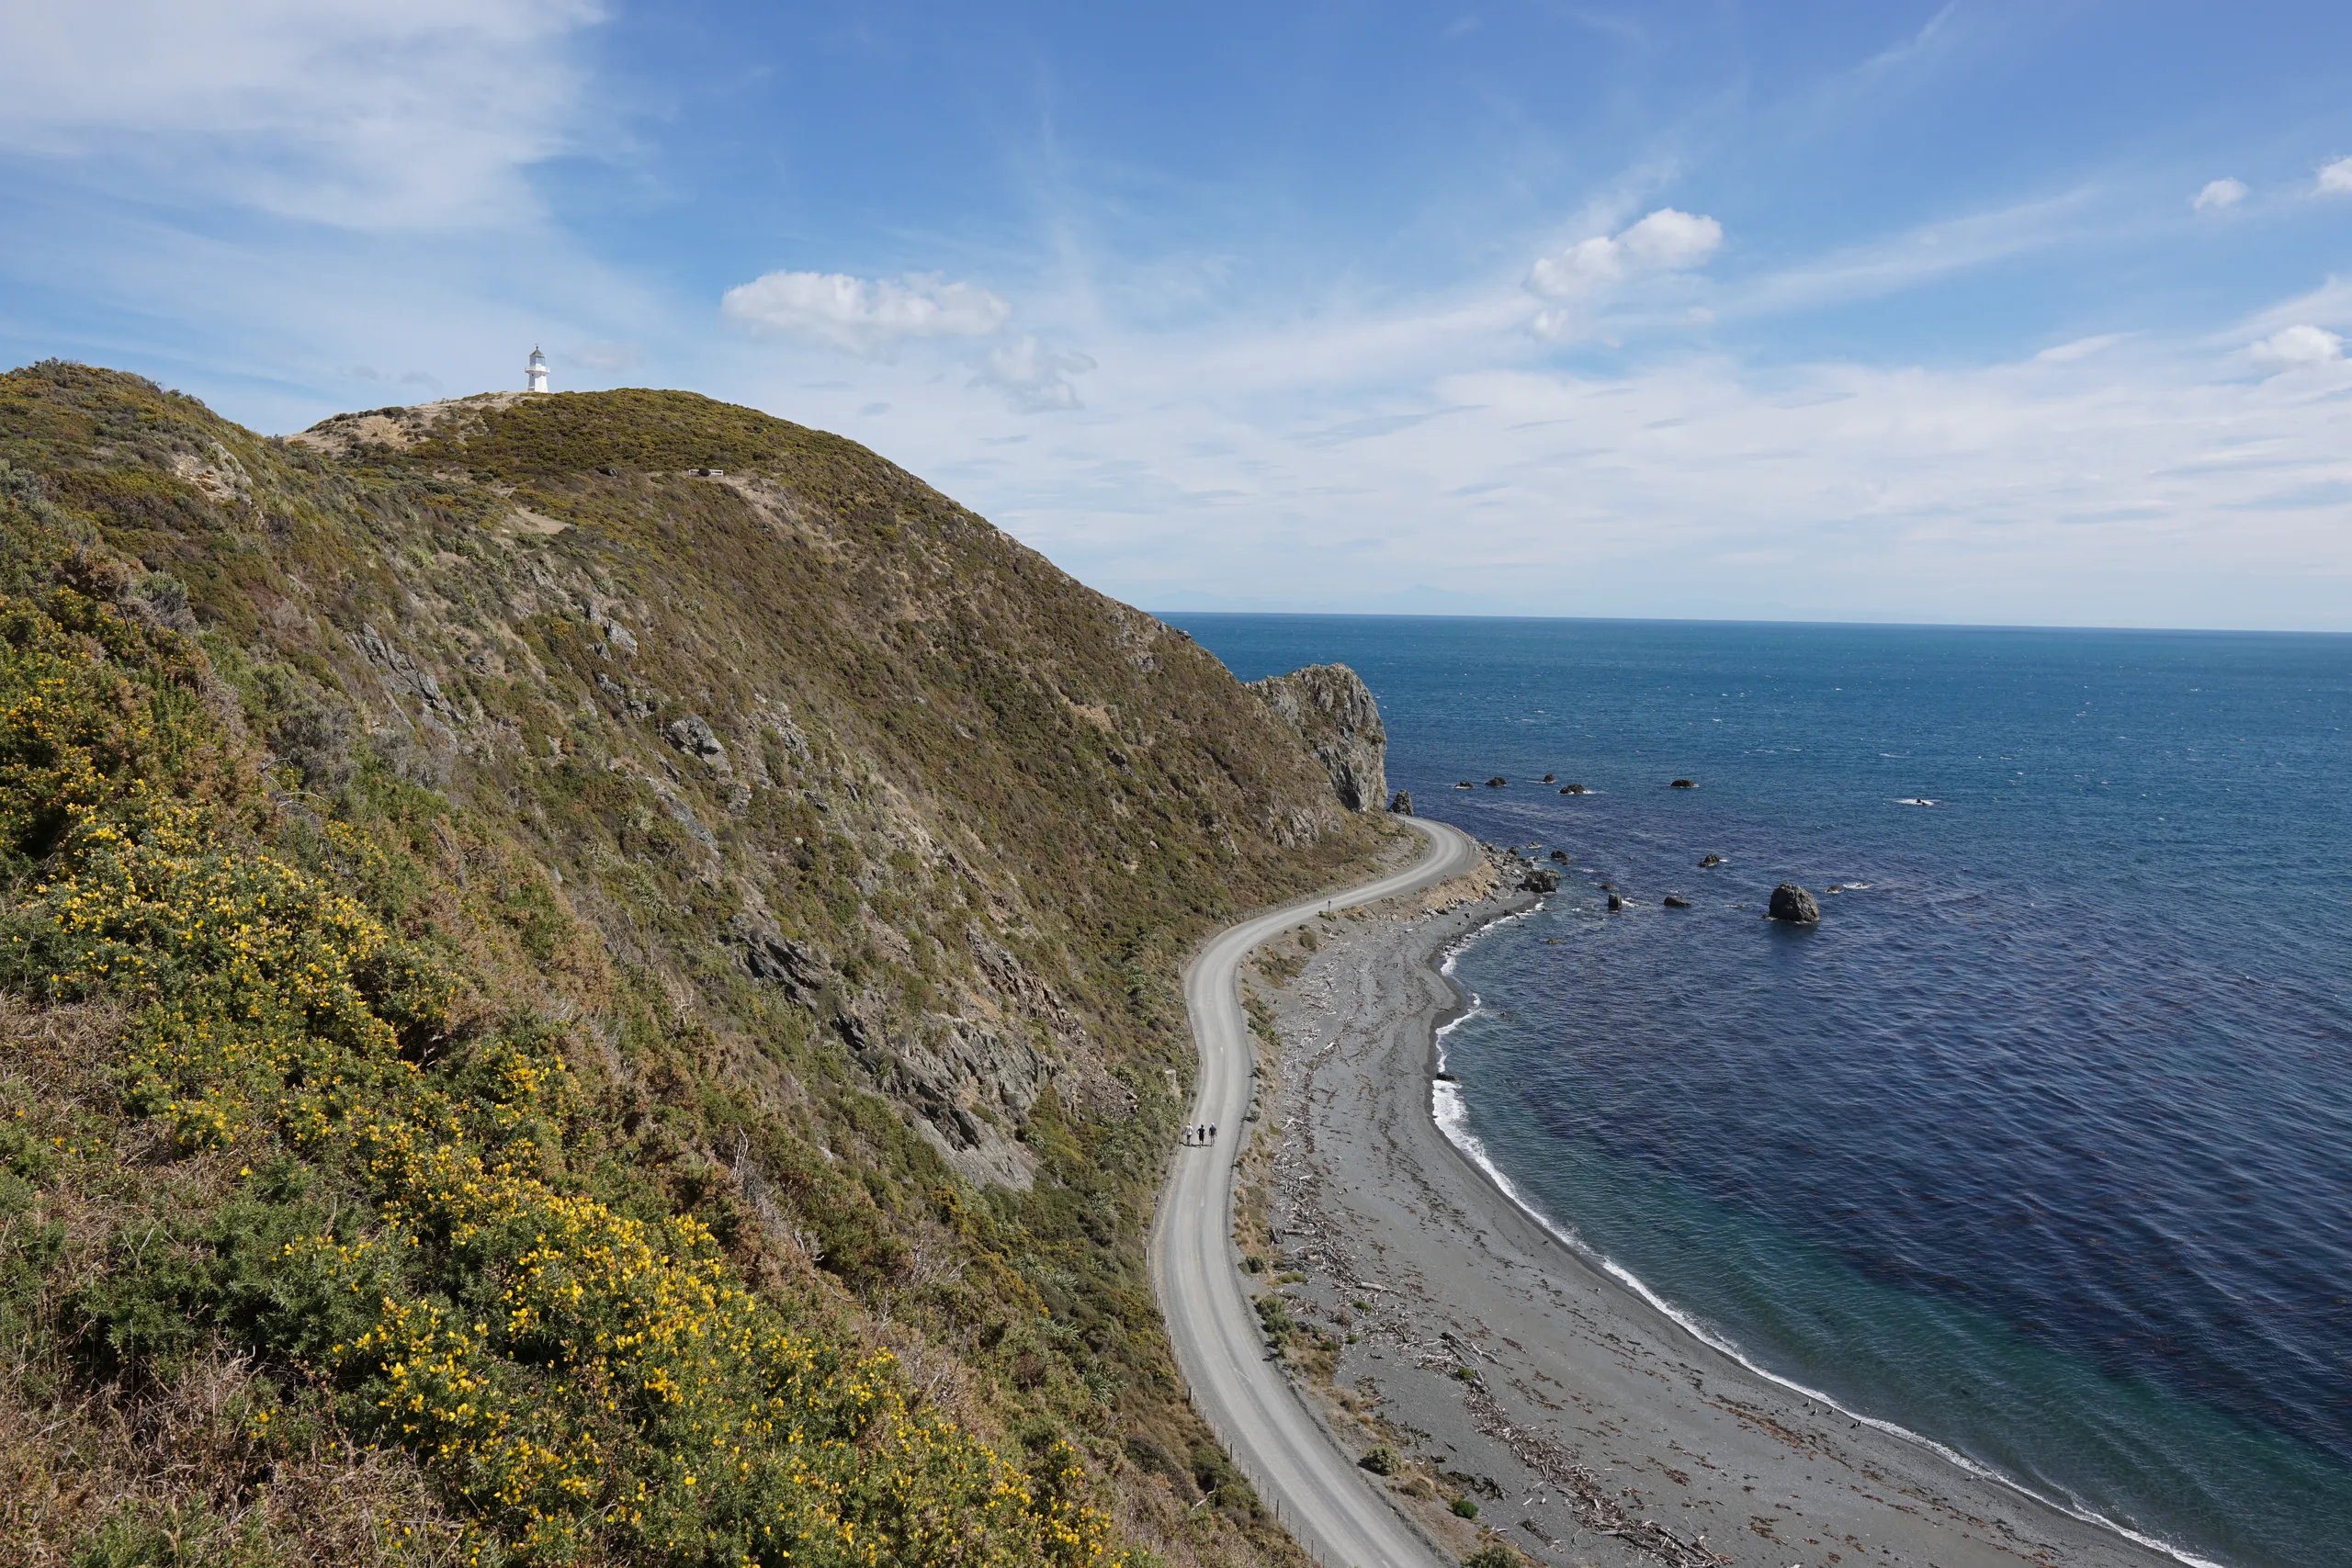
1721;188;2096;321
970;335;1096;412
0;0;603;229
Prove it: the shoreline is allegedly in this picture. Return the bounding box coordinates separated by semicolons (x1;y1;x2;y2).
1242;862;2188;1568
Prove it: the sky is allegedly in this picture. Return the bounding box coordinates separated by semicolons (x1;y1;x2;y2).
5;2;2352;631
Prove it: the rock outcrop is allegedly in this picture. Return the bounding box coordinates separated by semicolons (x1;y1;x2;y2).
1388;789;1413;815
1769;883;1822;923
1251;662;1388;812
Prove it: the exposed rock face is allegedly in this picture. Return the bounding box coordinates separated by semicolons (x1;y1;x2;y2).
664;713;727;763
1769;883;1821;923
1388;789;1413;816
1250;662;1388;812
1520;864;1561;894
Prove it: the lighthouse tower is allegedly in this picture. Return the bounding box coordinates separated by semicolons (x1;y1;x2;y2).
526;346;549;393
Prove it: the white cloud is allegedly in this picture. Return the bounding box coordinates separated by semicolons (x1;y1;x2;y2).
719;271;1013;356
2192;177;2246;212
2246;323;2343;372
722;262;2352;632
1527;207;1722;300
1525;207;1722;339
1618;207;1724;269
2317;157;2352;195
970;335;1097;412
0;0;601;229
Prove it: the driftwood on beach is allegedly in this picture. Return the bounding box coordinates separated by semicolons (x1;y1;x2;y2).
1437;1353;1731;1568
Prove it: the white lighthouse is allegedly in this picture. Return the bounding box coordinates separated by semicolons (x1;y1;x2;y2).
526;346;549;393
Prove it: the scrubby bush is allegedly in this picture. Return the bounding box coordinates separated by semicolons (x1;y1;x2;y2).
1358;1445;1396;1476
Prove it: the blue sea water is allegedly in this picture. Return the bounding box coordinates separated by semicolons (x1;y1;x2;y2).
1164;614;2352;1568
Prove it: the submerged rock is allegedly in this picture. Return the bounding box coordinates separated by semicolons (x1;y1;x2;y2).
1769;883;1821;924
1670;777;1696;790
1487;776;1508;787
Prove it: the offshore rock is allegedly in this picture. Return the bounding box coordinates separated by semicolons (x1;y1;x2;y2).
1250;662;1388;812
1521;864;1561;894
1700;852;1723;867
1769;883;1822;923
1388;789;1414;816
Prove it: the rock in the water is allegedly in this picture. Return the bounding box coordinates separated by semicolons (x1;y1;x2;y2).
1549;849;1568;862
1769;883;1821;923
1388;789;1413;815
1250;663;1388;811
1542;773;1556;783
1670;777;1696;790
664;714;728;763
1699;852;1723;868
1606;890;1624;911
1455;780;1474;790
1663;895;1692;908
1561;783;1587;795
1521;865;1561;894
1487;776;1508;787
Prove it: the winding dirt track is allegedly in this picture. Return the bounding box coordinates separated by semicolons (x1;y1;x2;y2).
1149;816;1476;1568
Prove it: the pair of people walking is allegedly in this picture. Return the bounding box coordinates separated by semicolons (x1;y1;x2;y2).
1182;1122;1218;1146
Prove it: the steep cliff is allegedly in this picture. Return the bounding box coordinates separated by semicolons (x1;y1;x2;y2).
0;363;1400;1568
1250;663;1388;815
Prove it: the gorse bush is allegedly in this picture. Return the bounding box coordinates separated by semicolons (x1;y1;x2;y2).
1;574;1120;1566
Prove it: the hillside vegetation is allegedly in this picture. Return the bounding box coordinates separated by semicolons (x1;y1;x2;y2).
0;364;1400;1567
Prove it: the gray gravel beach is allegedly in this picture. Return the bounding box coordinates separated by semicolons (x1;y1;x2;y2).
1234;862;2184;1568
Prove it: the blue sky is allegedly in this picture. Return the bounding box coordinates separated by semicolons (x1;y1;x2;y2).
6;2;2352;629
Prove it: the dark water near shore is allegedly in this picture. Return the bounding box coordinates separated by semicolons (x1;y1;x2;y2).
1164;613;2352;1568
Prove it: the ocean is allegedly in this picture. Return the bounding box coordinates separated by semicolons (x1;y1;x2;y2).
1164;613;2352;1568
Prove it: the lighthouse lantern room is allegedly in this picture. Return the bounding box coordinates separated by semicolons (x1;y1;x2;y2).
526;346;549;393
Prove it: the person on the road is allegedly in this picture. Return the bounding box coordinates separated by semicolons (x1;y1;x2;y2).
1208;1122;1217;1143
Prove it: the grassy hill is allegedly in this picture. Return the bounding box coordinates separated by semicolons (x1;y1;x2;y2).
0;363;1401;1567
